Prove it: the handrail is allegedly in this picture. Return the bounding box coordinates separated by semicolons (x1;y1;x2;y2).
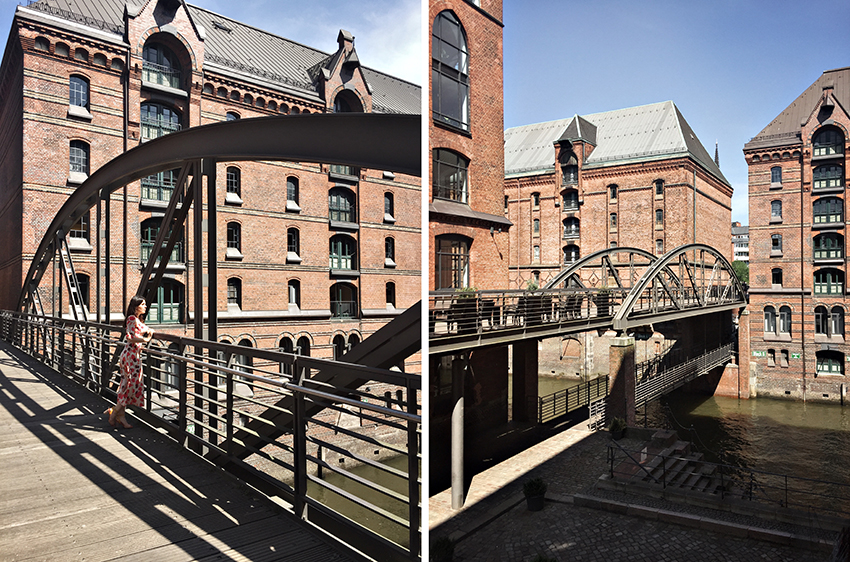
608;439;660;484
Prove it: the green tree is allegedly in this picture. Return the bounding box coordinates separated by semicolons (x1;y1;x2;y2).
731;260;749;284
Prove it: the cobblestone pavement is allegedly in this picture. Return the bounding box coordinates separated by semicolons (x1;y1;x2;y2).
430;425;833;562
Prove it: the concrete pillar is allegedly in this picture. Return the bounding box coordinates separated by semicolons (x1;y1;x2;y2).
607;336;636;426
512;339;539;422
450;356;465;510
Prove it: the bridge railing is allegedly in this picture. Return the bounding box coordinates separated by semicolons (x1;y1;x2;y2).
0;311;421;562
635;343;734;405
428;287;629;339
530;375;609;424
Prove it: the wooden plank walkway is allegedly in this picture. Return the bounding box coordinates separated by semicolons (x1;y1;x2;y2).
0;342;358;562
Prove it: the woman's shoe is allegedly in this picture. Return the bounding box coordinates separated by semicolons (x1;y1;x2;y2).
104;408;116;427
116;417;132;429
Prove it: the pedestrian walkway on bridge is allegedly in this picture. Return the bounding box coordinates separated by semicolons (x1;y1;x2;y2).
0;342;357;562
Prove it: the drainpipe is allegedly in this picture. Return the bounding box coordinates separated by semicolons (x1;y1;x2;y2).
693;167;697;244
800;149;806;401
122;43;130;313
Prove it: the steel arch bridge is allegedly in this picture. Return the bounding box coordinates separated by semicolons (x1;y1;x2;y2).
429;244;746;354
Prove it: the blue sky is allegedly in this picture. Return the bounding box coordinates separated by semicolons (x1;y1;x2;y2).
0;0;421;84
503;0;850;224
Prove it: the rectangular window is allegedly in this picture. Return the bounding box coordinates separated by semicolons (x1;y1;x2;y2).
767;349;775;367
780;349;789;367
771;200;782;221
771;234;782;254
771;166;782;184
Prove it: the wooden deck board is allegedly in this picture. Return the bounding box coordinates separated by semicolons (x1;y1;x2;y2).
0;343;357;562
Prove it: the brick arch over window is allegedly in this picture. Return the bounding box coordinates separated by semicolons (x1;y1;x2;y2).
432;10;469;131
810;125;847;156
138;28;198;71
331;87;365;113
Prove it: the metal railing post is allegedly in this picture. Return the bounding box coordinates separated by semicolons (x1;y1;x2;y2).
407;376;420;558
293;360;308;520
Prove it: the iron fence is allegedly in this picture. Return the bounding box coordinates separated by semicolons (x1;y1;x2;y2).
0;311;420;562
607;442;850;519
634;343;733;404
530;375;609;424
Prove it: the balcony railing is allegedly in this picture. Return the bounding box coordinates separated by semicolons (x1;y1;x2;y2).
433;185;468;204
331;300;358;318
142;61;181;89
141;176;176;201
563;228;580;239
141;241;183;264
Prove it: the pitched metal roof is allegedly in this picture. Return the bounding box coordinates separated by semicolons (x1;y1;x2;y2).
744;67;850;151
21;0;420;114
505;100;729;187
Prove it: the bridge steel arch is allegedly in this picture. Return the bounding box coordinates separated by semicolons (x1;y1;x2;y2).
612;243;746;331
17;113;420;315
544;246;662;290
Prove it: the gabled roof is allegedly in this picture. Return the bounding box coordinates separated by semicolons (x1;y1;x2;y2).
505;100;729;187
744;67;850;151
20;0;420;114
557;114;597;146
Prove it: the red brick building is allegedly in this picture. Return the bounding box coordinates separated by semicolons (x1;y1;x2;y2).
428;0;512;493
504;101;733;289
0;0;421;365
744;67;850;403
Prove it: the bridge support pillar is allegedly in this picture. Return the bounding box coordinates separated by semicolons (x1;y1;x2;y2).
607;336;636;426
450;356;466;510
512;340;539;422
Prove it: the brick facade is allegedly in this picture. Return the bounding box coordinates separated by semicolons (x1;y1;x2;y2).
0;1;421;369
744;67;850;404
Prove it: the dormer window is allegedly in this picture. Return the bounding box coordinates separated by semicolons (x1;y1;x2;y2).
142;43;181;89
813;129;844;158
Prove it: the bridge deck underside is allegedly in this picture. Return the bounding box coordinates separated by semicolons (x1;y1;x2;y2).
0;343;353;562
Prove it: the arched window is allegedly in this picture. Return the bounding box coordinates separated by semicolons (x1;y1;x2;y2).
770;200;782;221
815;305;829;335
329;234;357;270
94;53;107;66
813;165;843;190
655;209;664;226
771;166;782;185
217;87;227;98
226;166;241;200
297;335;311;357
764;306;776;334
432;11;469;131
771;268;782;287
226;111;240;121
778;306;791;335
814;233;843;260
330;283;357;318
329;187;356;223
533;245;540;263
243;93;253;106
69;75;88;109
432;148;468;203
560;152;578;185
34;36;49;51
286;176;300;212
74;48;88;62
333;90;363;113
226;222;242;259
55;42;69;57
655;239;664;254
235;339;253;376
815;269;844;295
563;244;579;263
813;197;842;224
609;184;617;200
279;337;294;375
227;278;241;309
142;42;181;89
562;189;579;210
140;102;180;140
384;192;395;223
532;192;540;209
533;218;540;234
287;228;300;262
609;213;617;229
813;128;844;157
385;237;396;267
435;234;470;290
563;217;579;239
69;140;89;175
148;279;183;324
74;273;90;309
268;101;277;111
288;280;300;309
333;334;347;360
831;306;844;338
386;282;396;308
654;179;664;196
816;350;844;376
141;218;183;264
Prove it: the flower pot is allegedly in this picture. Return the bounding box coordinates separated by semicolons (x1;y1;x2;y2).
526;493;545;512
611;429;624;440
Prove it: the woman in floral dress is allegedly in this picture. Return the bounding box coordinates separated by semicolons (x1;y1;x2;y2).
106;295;153;428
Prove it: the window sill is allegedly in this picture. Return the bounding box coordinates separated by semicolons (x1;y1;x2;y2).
769;182;783;190
329;219;359;231
141;80;188;98
67;237;93;253
329;171;359;184
654;224;664;231
813;258;844;265
814;334;844;344
286;200;301;213
385;258;396;268
68;172;88;185
383;214;396;224
330;269;360;278
811;185;844;195
769;217;782;224
225;192;243;206
811;152;844;162
140;198;182;211
225;248;243;260
383;171;395;180
433;118;472;138
67;105;93;121
286;252;302;264
770;250;783;257
139;262;185;272
763;333;792;342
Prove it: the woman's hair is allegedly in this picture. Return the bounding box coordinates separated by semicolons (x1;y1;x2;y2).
126;295;146;319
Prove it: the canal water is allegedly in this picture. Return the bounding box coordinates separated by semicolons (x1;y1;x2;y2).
642;390;850;487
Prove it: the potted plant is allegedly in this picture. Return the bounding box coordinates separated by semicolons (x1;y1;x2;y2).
523;279;548;326
431;536;454;562
608;416;627;440
522;476;547;511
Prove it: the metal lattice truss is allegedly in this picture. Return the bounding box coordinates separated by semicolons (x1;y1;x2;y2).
17;114;419;316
